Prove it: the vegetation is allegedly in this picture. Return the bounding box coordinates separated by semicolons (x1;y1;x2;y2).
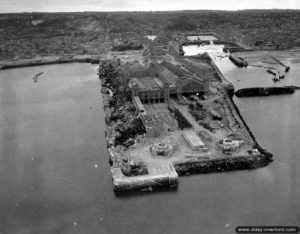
1;10;300;60
169;106;192;130
115;117;146;146
223;82;235;97
198;121;215;132
112;42;143;52
166;15;196;31
189;108;207;121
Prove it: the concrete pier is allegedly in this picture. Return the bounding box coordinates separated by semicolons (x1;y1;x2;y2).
100;48;273;194
112;163;178;192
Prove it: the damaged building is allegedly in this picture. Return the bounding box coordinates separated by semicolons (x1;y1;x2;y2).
127;60;209;104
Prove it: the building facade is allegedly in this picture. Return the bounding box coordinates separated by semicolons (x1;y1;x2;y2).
127;60;209;104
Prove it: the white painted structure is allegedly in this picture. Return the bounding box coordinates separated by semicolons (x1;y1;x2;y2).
133;96;146;114
222;138;243;153
145;35;157;41
182;130;208;152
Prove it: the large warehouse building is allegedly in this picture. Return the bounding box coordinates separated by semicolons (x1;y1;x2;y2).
127;60;209;103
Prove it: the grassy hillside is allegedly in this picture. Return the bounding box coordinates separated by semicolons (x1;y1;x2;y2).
1;10;300;60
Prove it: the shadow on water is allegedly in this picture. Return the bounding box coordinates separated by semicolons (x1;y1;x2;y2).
114;187;178;198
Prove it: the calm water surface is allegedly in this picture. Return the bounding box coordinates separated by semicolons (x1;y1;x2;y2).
0;62;299;234
183;44;224;56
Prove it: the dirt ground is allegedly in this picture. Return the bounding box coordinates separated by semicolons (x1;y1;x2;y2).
122;92;254;170
106;50;145;66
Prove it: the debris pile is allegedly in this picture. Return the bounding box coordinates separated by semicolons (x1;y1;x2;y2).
115;117;146;147
121;161;148;177
99;59;146;148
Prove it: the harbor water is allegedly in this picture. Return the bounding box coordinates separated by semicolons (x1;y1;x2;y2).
0;61;299;234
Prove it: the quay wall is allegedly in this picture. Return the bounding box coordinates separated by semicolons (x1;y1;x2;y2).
229;94;273;160
224;47;253;53
174;155;269;175
206;53;227;83
208;53;273;161
0;56;101;70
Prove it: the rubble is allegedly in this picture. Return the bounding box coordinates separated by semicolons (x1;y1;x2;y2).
96;32;273;193
121;161;148;177
114;117;146;146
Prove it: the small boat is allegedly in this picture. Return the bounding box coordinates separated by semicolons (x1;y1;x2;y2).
273;71;285;79
273;73;280;82
32;72;43;82
266;69;276;75
229;54;248;67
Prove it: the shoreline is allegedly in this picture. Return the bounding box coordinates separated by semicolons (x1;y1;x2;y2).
1;51;273;193
1;47;298;70
0;55;102;70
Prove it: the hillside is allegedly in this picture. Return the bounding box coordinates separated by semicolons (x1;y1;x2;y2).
1;10;300;60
